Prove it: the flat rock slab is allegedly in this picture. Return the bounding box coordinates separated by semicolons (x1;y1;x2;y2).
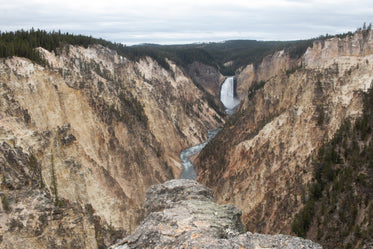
110;179;322;249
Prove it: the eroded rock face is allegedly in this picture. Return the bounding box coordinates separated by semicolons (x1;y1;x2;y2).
235;50;297;102
0;44;223;247
110;179;321;249
187;61;225;97
0;141;126;249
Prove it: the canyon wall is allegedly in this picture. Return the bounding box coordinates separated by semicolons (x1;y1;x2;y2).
0;45;223;248
187;61;225;97
196;30;373;242
235;49;298;102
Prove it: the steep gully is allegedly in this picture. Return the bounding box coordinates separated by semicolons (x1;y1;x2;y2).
180;76;239;179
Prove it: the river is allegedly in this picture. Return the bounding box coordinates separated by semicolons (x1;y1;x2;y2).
179;129;221;179
179;76;239;179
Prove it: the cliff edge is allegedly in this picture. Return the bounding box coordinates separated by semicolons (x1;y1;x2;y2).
110;179;321;249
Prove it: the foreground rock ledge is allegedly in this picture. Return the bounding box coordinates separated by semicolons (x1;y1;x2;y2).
109;179;321;249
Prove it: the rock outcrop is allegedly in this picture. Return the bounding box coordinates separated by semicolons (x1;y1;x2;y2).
110;179;322;249
195;30;373;243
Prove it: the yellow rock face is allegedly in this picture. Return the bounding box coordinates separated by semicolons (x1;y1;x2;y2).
0;43;223;246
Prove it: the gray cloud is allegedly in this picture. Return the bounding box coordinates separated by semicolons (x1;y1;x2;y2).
1;0;372;44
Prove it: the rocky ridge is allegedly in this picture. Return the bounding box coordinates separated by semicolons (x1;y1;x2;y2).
110;179;322;249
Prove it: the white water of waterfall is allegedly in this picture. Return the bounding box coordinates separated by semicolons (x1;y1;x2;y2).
220;76;240;115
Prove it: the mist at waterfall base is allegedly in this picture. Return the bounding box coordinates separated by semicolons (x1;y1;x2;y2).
220;77;240;115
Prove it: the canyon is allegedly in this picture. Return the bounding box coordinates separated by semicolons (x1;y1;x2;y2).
0;29;372;248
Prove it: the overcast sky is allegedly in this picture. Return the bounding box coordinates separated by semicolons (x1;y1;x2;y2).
1;0;372;45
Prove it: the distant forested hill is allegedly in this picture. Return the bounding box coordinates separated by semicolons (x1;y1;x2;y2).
0;29;329;75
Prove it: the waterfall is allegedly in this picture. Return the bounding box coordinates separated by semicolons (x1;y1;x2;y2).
220;76;240;114
179;77;241;179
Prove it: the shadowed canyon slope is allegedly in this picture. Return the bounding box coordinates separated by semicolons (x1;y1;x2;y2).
196;30;373;248
0;44;224;248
